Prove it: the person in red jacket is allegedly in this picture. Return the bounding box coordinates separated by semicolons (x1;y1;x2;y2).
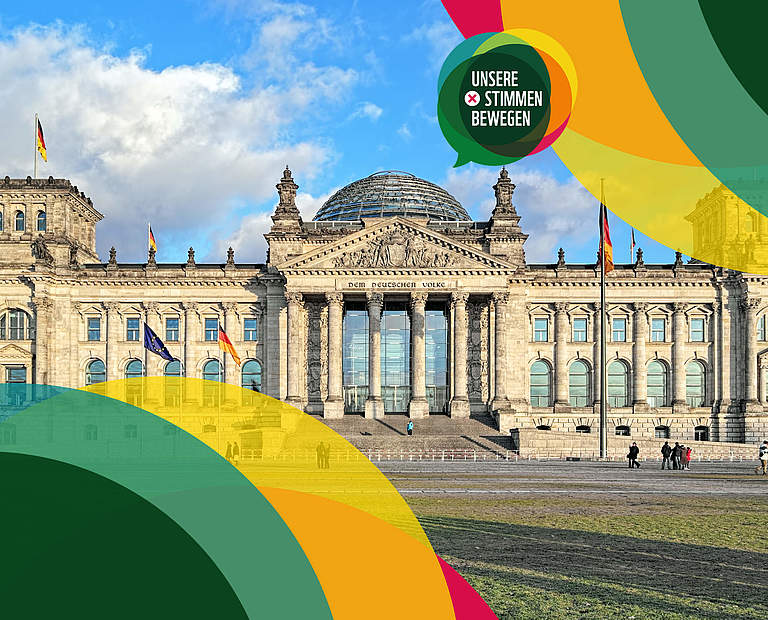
684;446;692;470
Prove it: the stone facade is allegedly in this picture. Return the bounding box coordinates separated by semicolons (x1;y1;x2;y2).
2;169;768;446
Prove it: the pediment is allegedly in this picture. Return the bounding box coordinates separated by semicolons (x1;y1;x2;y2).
0;343;33;362
279;218;518;272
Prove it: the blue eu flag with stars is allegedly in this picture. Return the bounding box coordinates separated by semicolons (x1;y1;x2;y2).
143;323;174;361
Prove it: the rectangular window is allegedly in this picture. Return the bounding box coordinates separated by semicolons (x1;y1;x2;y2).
87;317;101;341
243;318;258;341
651;318;666;342
533;318;549;342
572;317;587;342
759;316;766;341
165;317;179;342
612;318;627;342
126;318;140;341
205;318;219;341
690;318;705;342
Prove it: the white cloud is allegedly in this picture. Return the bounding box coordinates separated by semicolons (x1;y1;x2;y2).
443;165;596;263
0;24;357;261
349;101;383;122
216;190;334;262
397;123;412;141
404;20;462;71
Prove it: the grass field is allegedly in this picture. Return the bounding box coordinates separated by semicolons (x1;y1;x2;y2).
390;463;768;619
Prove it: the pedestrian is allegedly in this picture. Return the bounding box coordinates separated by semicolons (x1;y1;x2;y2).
323;442;331;469
407;420;414;436
684;446;692;470
661;441;672;470
316;442;324;469
225;442;233;463
757;441;768;475
672;442;682;470
233;441;240;465
628;442;641;468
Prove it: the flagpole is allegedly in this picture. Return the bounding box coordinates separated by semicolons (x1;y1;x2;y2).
34;113;38;179
599;179;608;459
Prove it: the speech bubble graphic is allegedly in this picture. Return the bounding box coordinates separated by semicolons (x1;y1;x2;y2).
438;31;575;167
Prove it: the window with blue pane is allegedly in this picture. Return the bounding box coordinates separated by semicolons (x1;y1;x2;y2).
530;360;552;407
126;317;139;341
202;359;222;406
425;304;448;413
87;317;101;341
686;361;706;407
165;317;179;341
244;318;258;341
37;210;46;231
607;360;629;407
343;303;368;413
205;318;219;341
573;317;588;342
381;301;410;413
85;359;106;385
125;359;143;378
533;317;548;341
164;360;182;407
651;318;666;342
612;318;627;342
689;318;705;342
14;210;24;231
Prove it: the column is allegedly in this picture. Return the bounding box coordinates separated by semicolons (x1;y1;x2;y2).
744;297;761;408
672;302;688;410
632;302;648;410
32;296;53;385
285;292;305;408
104;302;120;382
449;292;470;418
324;292;344;419
491;291;510;410
223;302;238;387
365;292;384;419
409;292;429;419
181;302;198;380
554;302;569;409
592;302;601;407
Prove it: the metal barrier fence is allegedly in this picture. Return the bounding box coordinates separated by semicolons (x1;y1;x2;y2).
237;447;756;463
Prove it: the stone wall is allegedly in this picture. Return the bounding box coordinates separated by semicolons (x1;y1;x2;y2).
510;428;758;460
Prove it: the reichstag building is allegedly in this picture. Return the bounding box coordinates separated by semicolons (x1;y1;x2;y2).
1;167;767;444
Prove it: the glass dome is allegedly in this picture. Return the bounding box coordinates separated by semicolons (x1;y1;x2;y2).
312;171;470;222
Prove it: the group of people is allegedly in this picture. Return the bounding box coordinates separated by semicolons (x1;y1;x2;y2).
626;441;693;469
225;441;240;465
660;441;692;470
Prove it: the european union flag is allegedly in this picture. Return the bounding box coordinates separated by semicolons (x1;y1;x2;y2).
143;323;174;361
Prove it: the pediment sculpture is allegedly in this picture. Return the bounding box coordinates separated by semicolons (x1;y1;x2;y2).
333;229;459;268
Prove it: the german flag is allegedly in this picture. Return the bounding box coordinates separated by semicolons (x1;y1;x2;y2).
218;327;241;366
148;225;157;252
36;118;47;162
599;202;614;274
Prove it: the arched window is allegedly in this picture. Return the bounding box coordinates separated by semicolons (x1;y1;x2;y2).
125;359;143;378
203;359;222;382
607;361;630;407
615;425;631;436
241;360;262;392
84;424;98;441
530;360;552;407
85;359;106;385
686;361;706;407
568;360;590;407
36;210;46;232
647;360;668;408
164;360;182;376
575;425;591;434
14;210;24;231
1;309;29;340
655;425;670;439
694;425;709;441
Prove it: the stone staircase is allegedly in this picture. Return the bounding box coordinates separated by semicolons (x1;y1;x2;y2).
315;414;512;456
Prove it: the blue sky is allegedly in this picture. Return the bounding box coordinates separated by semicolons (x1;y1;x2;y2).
0;0;677;265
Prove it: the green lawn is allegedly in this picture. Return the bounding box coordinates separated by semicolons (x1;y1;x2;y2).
408;496;768;619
